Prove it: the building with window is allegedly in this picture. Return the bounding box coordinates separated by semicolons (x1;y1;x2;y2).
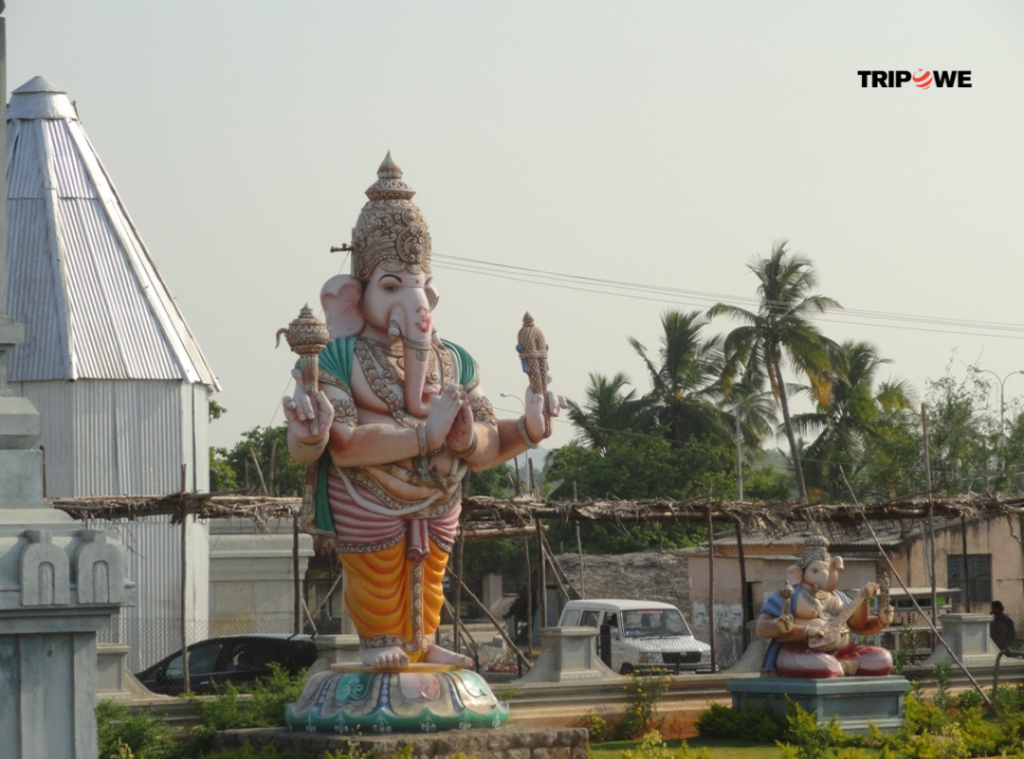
683;514;1022;662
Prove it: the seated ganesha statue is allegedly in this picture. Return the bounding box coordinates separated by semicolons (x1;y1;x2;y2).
756;535;895;678
282;153;564;672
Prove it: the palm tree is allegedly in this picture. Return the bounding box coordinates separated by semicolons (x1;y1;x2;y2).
567;372;652;451
792;340;914;500
629;310;732;448
708;243;841;501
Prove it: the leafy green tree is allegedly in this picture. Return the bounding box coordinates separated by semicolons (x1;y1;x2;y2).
208;398;228;421
224;425;307;496
742;458;796;501
465;462;514;497
853;405;924;500
567;372;653;451
922;366;993;494
1001;410;1024;494
630;310;732;449
544;432;733;552
207;398;236;492
792;340;914;501
709;243;841;501
209;447;238;492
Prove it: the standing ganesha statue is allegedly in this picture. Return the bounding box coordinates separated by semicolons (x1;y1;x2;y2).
282;152;564;673
756;535;895;678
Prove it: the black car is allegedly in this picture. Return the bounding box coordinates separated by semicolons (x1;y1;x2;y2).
134;634;318;696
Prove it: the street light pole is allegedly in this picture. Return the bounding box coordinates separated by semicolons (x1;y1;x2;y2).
972;367;1024;465
733;391;764;501
735;404;744;502
501;393;526;494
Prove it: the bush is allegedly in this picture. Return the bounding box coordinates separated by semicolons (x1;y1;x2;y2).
955;689;985;711
695;701;786;743
199;745;305;759
183;664;307;757
584;712;611;743
613;672;671;740
901;694;951;736
96;700;177;759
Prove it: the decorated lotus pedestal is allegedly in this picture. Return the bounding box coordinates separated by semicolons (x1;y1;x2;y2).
286;663;509;734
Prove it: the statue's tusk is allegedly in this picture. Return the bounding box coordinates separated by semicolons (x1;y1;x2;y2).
388;320;402;341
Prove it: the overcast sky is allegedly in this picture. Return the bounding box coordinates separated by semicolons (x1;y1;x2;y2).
7;2;1024;452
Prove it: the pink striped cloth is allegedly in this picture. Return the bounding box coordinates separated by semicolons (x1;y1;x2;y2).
327;472;461;561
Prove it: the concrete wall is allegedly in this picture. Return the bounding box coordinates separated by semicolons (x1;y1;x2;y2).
903;515;1024;617
207;519;313;636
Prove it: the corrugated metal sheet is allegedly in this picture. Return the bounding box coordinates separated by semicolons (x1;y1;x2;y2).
119;515;210;671
6;119;44;199
76;380;185;495
45;119;94;199
5;78;219;389
7;199;70;379
11;379;207;498
58;197;182;379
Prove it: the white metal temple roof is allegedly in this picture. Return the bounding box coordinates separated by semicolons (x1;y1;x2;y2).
6;76;219;388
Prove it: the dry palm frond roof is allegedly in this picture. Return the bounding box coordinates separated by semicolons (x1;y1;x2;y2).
48;491;1024;539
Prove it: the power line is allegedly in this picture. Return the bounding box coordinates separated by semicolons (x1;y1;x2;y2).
434;254;1024;341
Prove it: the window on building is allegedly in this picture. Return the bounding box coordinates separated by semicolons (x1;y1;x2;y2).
946;554;992;604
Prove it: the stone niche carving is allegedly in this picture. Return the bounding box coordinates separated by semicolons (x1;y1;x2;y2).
19;529;70;606
75;529;126;605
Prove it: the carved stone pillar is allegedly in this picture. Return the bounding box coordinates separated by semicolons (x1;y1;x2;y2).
0;5;129;756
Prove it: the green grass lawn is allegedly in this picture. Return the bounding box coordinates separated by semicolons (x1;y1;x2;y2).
589;737;787;759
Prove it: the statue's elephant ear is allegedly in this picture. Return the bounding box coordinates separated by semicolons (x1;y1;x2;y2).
321;274;365;339
786;564;804;588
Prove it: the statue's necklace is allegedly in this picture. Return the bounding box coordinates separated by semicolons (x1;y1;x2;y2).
355;338;414;427
354;337;457;431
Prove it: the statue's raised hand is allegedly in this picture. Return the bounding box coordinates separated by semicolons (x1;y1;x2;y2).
775;614;794;636
284;369;334;446
284;391;333;444
523;386;567;443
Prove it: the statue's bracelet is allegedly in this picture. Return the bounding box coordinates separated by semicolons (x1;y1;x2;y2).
518;416;540;449
416;425;428;458
450;432;478;458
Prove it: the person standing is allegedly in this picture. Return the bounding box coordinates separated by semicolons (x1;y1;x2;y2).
990;601;1016;652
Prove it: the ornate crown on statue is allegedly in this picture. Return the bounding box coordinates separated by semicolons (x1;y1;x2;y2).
350;152;433;282
797;534;831;568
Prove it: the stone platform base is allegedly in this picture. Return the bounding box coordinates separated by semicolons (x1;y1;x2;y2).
726;675;910;734
212;725;588;759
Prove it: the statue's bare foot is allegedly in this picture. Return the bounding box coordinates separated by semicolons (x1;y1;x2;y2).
424;643;475;669
361;645;410;670
840;659;859;676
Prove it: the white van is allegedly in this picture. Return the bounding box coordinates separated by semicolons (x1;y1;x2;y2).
557;598;711;675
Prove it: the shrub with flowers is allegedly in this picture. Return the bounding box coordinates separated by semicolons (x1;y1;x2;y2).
613;670;672;740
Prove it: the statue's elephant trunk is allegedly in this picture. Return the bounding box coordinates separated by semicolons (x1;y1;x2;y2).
387;293;437;419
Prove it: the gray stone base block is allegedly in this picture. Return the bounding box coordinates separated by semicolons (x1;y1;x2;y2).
212;725;588;758
516;627;618;683
726;675;910;734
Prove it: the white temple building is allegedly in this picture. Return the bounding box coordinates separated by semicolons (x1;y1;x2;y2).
5;76;217;669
